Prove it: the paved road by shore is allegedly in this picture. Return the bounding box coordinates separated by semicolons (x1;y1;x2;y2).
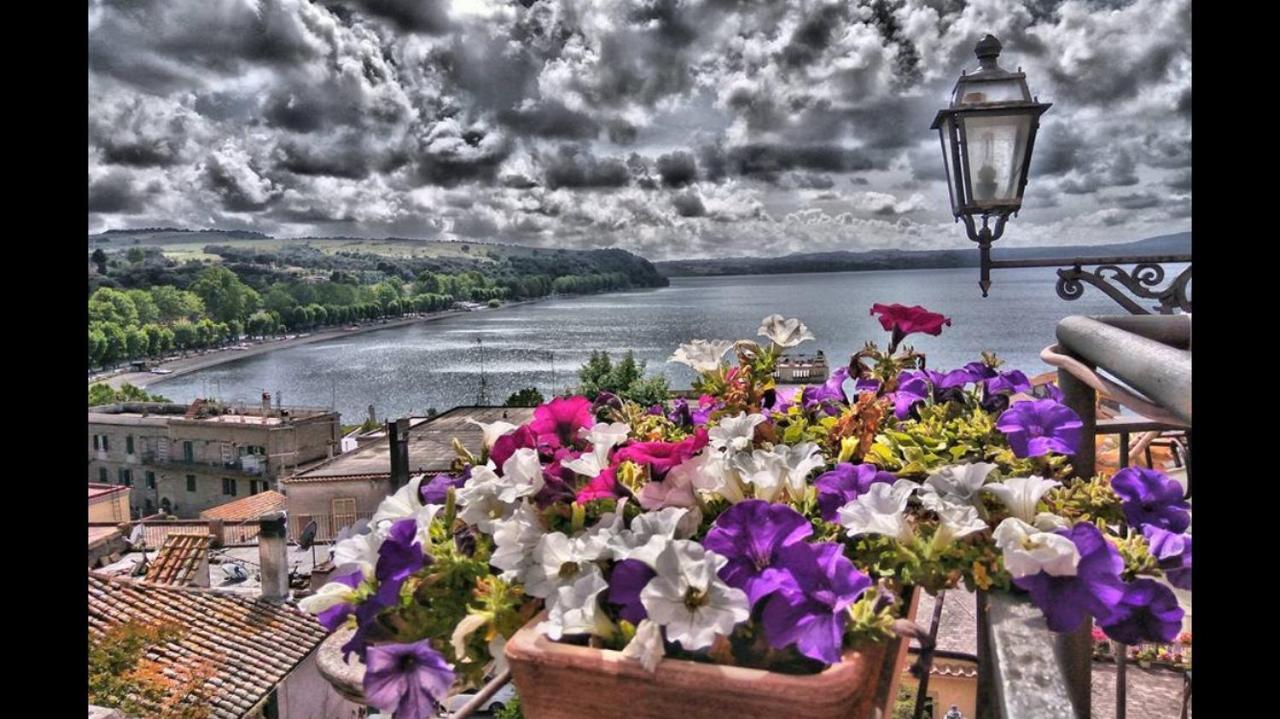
90;302;536;391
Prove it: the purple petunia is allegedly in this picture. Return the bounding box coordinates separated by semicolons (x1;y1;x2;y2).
1143;526;1191;589
606;559;657;624
995;399;1083;458
419;469;470;505
1099;578;1185;645
985;369;1031;396
375;518;428;594
761;542;873;664
1110;467;1191;533
814;463;897;522
890;370;931;419
363;639;456;719
703;500;813;606
1014;522;1126;632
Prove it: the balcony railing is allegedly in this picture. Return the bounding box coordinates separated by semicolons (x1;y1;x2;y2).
287;512;375;544
974;314;1191;719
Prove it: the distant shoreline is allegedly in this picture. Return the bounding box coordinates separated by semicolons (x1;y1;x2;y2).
91;299;546;391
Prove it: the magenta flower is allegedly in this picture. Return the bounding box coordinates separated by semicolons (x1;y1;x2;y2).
576;466;622;502
703;500;813;606
1142;526;1191;590
615;428;708;479
761;542;873;664
1013;522;1126;632
529;395;595;447
490;424;538;470
1099;578;1184;645
606;558;657;624
815;463;896;522
996;399;1083;458
869;303;952;338
363;639;455;718
1111;467;1190;533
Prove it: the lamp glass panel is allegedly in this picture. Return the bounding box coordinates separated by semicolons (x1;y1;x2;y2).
938;118;960;213
960;113;1032;207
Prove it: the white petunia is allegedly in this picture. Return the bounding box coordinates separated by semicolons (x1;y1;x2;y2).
637;455;699;510
921;462;998;510
523;531;607;599
1033;512;1071;532
640;540;750;651
331;529;384;579
466;418;517;449
489;501;547;582
838;479;920;543
499;448;546;501
707;412;767;454
537;570;613;640
757;314;815;348
621;619;666;673
582;422;631;457
775;441;827;496
371;475;427;526
931;501;989;548
606;505;691;567
992;517;1079;578
298;579;360;616
456;452;545;532
982;476;1060;524
562;452;607;479
742;449;788;502
670;339;736;374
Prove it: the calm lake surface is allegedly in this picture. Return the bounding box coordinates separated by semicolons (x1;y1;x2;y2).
150;267;1134;422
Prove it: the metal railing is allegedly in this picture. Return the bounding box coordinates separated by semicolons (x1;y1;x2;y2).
287;512;375;544
977;315;1191;719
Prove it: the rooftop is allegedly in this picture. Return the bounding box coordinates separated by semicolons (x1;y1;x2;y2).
200;490;287;522
89;525;123;551
98;542;324;598
286;405;534;483
145;533;212;586
88;572;327;719
89;400;336;428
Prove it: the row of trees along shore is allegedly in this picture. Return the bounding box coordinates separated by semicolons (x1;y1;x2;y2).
89;262;651;370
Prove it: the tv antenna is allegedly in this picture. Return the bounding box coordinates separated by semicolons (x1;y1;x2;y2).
298;519;319;568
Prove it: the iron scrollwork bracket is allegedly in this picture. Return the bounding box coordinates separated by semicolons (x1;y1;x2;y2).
1056;262;1192;315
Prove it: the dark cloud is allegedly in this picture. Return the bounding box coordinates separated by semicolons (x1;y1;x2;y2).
330;0;452;34
656;151;698;188
1165;169;1192;192
543;145;631;189
1111;192;1161;210
88;171;148;214
671;192;706;217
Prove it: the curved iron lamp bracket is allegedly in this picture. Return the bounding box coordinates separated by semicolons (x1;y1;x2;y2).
1055;262;1192;315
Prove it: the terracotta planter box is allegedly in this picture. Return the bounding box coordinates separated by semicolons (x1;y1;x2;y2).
506;589;919;719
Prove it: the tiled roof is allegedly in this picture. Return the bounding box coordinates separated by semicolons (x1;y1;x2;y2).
145;533;211;586
89;526;123;550
200;490;286;521
88;572;328;719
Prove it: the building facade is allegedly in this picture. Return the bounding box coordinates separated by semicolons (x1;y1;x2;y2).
88;400;341;519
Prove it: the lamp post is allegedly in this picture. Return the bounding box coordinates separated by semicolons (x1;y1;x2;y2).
932;35;1191;314
932;34;1050;297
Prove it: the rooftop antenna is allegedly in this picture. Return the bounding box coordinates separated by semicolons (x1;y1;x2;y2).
298;519;319;568
475;337;489;406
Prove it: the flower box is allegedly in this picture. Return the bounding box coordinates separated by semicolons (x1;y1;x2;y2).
506;588;919;719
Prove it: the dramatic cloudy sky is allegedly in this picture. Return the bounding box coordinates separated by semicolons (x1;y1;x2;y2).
88;0;1190;260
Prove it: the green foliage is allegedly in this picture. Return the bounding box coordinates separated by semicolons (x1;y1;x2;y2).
493;696;523;719
89;382;170;407
1042;475;1126;526
505;387;545;407
576;350;670;405
189;265;260;323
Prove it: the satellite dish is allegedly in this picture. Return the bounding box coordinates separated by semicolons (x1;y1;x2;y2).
222;563;248;583
126;524;146;549
298;520;319;550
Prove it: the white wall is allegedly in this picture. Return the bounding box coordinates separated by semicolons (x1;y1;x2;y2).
277;652;367;719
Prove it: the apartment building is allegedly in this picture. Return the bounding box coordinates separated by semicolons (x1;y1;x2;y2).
88;397;340;518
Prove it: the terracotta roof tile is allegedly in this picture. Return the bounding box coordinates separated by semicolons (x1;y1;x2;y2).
145;533;211;586
200;491;286;521
88;573;328;719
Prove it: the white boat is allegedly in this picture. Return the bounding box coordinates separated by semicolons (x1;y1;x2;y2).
150;368;173;375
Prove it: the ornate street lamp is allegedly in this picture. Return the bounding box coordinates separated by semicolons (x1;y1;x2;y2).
932;34;1051;296
931;34;1191;315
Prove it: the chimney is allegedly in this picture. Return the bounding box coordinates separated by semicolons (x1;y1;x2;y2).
261;391;271;416
388;417;410;490
258;511;289;601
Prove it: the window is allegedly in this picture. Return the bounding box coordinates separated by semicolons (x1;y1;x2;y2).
145;471;156;489
186;475;197;492
126;435;135;454
183;441;194;462
222;478;237;496
93;435;100;451
118;468;132;487
249;480;261;495
98;467;108;483
332;497;357;532
102;435;110;452
144;499;154;515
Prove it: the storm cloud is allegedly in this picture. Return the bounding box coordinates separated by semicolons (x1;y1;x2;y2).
88;0;1191;259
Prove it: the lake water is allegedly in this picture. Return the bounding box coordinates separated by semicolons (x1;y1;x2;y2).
149;267;1136;423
